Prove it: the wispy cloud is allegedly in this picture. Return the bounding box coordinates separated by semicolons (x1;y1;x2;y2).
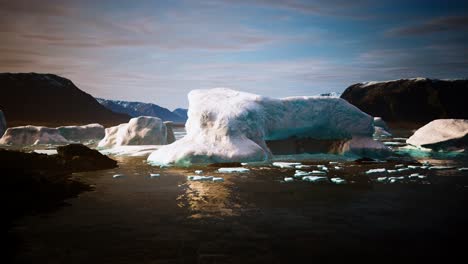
386;15;468;36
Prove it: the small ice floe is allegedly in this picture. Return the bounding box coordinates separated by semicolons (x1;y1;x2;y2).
388;176;405;183
187;175;214;181
395;164;404;168
302;176;328;183
311;170;327;175
330;177;347;184
422;161;431;166
149;173;160;178
294;170;312;177
194;170;203;175
217;167;250;173
334;166;342;170
112;174;125;179
212;177;224;182
329;161;339;165
409;173;427;180
317;165;329;171
420;166;429;169
408;165;420;169
387;170;397;173
272;162;302;168
428;166;456;170
376;177;388;183
365;168;387;174
458;168;468;171
295;165;311;169
397;168;410;172
284;177;294;182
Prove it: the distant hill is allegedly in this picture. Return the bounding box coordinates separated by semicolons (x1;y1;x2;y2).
96;98;188;124
341;78;468;127
0;73;130;127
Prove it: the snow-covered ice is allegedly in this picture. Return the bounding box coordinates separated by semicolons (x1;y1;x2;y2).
148;88;387;166
98;116;174;148
218;167;250;173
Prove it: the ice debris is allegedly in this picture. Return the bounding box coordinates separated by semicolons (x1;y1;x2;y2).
150;173;160;178
302;176;328;183
330;177;347;184
365;168;387;174
284;177;294;182
194;170;203;175
273;162;302;168
217;167;250;173
113;174;125;179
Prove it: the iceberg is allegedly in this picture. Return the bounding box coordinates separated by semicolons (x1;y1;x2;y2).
98;116;174;148
57;123;105;143
148;88;387;166
0;125;69;145
406;119;468;151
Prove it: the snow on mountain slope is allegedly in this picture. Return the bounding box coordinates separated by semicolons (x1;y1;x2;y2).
96;98;187;123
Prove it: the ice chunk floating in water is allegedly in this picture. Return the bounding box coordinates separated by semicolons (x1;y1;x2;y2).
147;88;387;166
218;167;250;173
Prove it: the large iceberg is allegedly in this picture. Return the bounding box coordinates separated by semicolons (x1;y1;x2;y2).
57;123;105;143
0;110;6;137
406;119;468;151
98;116;174;148
0;126;69;145
148;88;387;166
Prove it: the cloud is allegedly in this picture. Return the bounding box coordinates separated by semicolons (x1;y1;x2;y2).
387;15;468;36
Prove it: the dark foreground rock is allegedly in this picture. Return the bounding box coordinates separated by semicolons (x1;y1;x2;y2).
341;78;468;127
1;144;117;219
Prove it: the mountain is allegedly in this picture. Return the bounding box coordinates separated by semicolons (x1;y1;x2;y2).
0;73;130;127
96;98;188;123
341;78;468;127
173;108;188;121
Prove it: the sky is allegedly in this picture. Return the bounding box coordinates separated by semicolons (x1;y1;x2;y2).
1;0;467;109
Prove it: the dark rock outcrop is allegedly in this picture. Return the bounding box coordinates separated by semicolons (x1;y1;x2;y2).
0;110;6;137
96;98;187;123
0;73;130;127
341;78;468;127
56;144;117;171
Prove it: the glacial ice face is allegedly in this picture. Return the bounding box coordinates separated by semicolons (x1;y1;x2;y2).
98;116;174;148
148;88;384;166
406;119;468;151
0;110;6;137
57;123;105;142
0;126;69;145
